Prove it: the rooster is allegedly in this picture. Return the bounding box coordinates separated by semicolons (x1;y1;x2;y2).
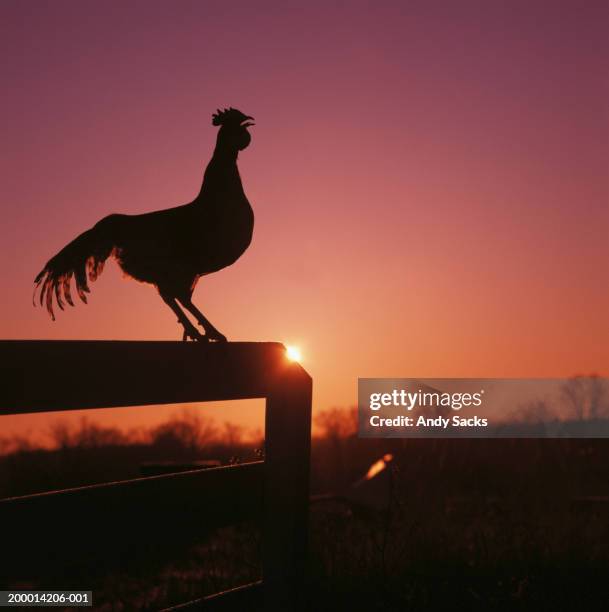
34;107;255;341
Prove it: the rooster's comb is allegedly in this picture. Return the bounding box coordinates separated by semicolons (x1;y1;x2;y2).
212;107;252;126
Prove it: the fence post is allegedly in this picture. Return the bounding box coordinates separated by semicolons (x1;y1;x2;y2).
263;363;312;611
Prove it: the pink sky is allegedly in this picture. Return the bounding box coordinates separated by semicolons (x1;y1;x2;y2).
1;0;608;445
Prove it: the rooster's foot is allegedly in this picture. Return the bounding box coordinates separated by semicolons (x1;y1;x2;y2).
181;325;205;342
182;328;227;343
203;330;227;343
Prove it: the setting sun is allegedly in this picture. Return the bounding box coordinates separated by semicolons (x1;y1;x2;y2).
286;345;302;362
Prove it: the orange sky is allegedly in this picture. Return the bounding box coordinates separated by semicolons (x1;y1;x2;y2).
1;1;608;446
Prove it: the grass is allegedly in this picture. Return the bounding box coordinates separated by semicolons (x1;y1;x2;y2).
2;411;609;610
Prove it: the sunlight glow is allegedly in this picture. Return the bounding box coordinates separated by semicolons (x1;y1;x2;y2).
286;345;302;362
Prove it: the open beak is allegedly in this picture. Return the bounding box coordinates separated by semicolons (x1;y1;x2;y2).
242;116;255;127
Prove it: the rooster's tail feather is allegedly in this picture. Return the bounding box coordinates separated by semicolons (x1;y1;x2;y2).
34;216;120;320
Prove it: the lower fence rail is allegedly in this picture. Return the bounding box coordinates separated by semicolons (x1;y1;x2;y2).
162;581;264;612
2;461;264;580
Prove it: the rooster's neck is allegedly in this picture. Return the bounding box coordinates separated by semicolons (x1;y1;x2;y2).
196;146;243;201
211;140;240;164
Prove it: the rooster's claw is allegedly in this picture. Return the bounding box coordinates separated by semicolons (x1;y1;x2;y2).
206;331;227;342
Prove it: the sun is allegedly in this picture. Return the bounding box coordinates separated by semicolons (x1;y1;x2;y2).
286;345;302;362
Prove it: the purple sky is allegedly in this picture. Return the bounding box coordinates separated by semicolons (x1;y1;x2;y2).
1;0;608;444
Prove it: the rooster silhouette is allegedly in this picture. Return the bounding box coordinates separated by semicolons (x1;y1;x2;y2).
34;108;255;341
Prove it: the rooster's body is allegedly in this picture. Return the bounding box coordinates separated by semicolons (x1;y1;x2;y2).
34;108;255;341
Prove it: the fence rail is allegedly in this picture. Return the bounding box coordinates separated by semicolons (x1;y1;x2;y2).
0;340;312;611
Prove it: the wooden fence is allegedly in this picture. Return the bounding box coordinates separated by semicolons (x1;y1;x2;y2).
0;340;312;611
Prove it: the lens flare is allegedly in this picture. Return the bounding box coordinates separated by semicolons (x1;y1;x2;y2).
365;453;394;480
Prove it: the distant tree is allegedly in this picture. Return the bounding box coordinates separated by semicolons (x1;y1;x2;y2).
0;435;33;454
562;375;609;421
150;409;218;456
49;418;129;449
221;422;245;446
72;418;128;447
314;407;357;440
511;400;556;424
313;407;358;487
49;421;73;449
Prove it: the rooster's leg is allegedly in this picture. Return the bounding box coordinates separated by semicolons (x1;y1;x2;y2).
159;292;204;342
178;296;227;342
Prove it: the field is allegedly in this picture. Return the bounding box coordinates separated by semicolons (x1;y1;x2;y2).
2;410;609;610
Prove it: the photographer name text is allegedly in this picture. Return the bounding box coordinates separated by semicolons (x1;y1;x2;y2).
368;388;488;429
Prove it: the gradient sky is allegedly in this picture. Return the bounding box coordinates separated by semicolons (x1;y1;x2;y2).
1;0;608;445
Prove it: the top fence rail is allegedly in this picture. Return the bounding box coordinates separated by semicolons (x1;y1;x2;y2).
0;340;308;414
